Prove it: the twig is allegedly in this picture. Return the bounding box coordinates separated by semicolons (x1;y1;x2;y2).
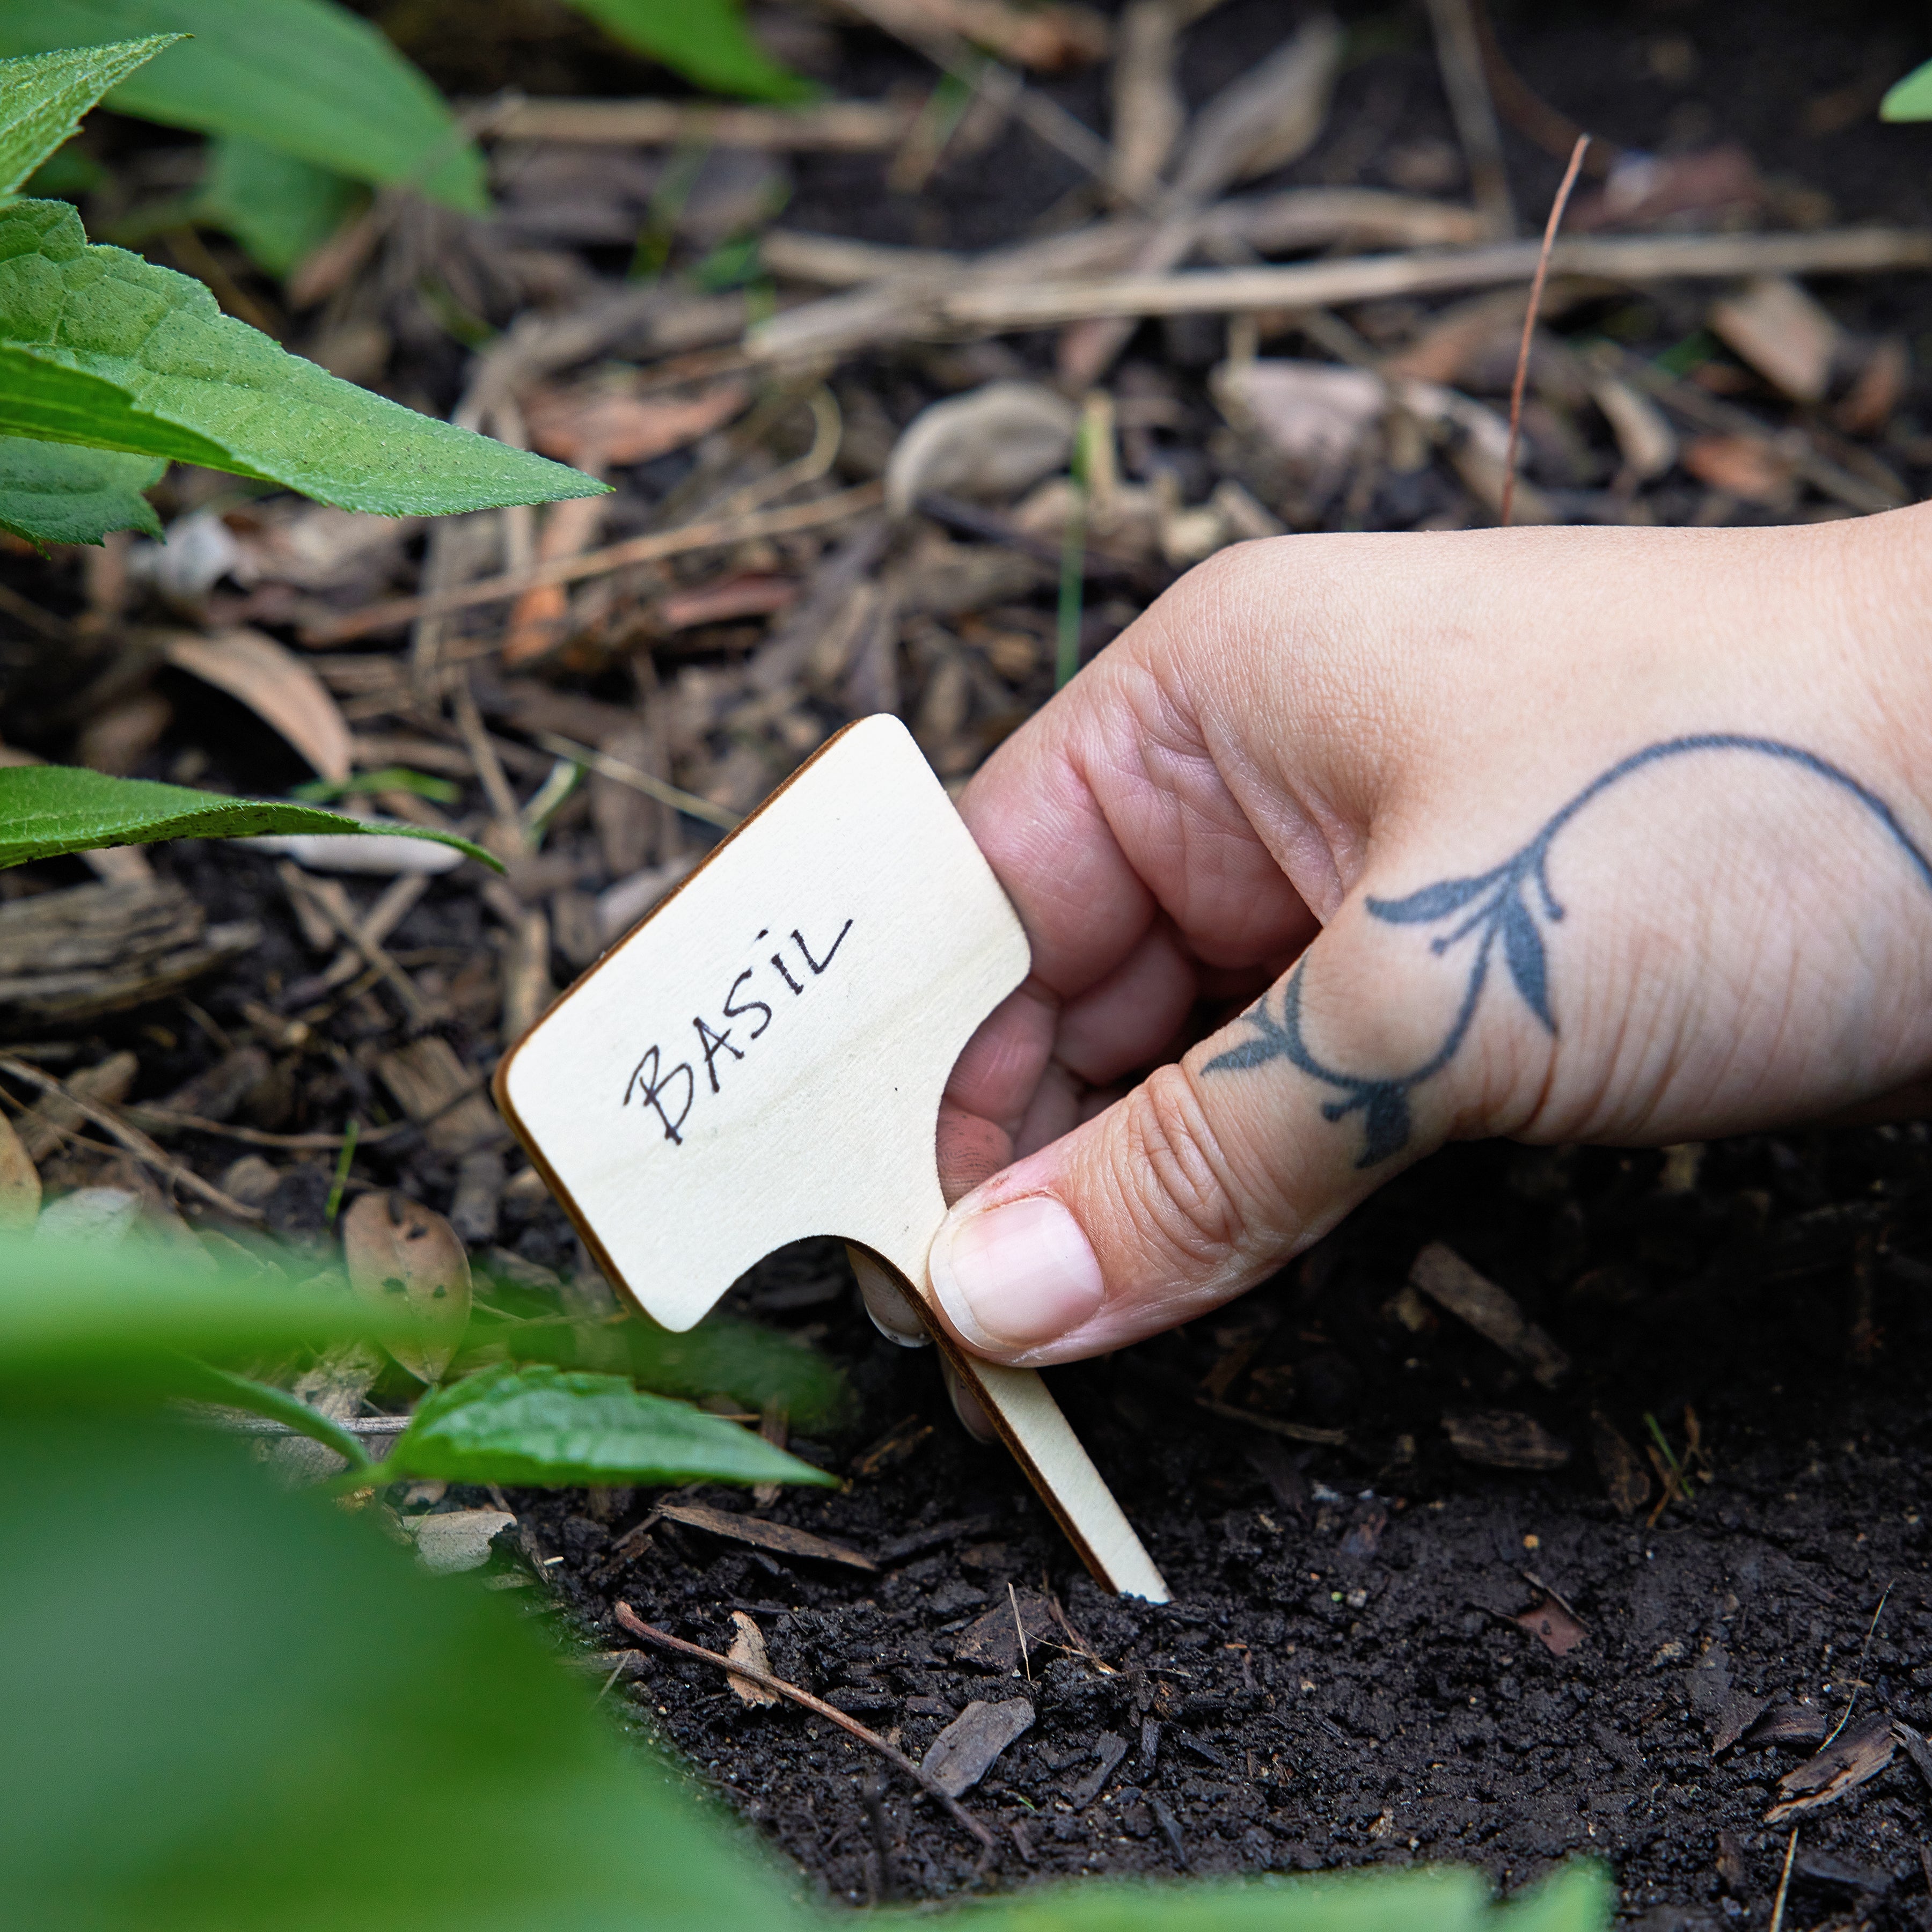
611;1602;996;1850
1825;1579;1894;1746
528;730;739;831
1501;131;1590;527
127;1070;488;1151
1767;1825;1799;1932
0;1055;265;1221
0;580;75;643
1009;1580;1032;1682
747;226;1932;361
1194;1395;1346;1444
487;97;917;150
1423;0;1516;237
452;679;529;858
302;484;884;645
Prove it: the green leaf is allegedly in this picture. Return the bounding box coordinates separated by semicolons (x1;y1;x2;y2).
0;1230;392;1388
562;0;810;102
0;433;162;544
0;3;487;211
0;764;501;870
0;200;606;516
0;1406;802;1929
0;35;177;194
194;133;361;278
1883;58;1932;121
174;1358;372;1469
382;1361;839;1488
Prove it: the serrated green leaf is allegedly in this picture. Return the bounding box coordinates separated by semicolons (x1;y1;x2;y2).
384;1362;838;1489
195;134;361;278
562;0;810;102
0;200;606;514
0;433;162;545
1883;57;1932;121
0;3;486;210
0;35;177;194
0;764;501;870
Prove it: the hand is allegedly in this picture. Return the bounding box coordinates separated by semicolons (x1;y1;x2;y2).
873;506;1932;1375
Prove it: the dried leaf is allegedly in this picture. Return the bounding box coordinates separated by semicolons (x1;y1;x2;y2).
1709;276;1841;402
1168;16;1342;199
655;1502;876;1571
1590;375;1677;480
1682;433;1795;506
33;1184;140;1244
1214;358;1382;465
342;1190;472;1384
884;382;1075;519
1512;1591;1585;1658
1764;1714;1896;1823
724;1611;779;1707
163;627;352;783
1835;335;1909;436
0;1105;39;1231
921;1697;1035;1797
523;379;749;469
411;1507;516;1575
1441;1410;1570;1469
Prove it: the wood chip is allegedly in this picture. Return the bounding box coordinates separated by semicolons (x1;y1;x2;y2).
655;1502;877;1571
952;1588;1056;1670
1441;1409;1571;1469
16;1049;137;1161
724;1611;780;1706
375;1036;502;1154
524;379;750;469
0;880;258;1029
1682;431;1795;504
162;627;352;782
1765;1714;1896;1823
1070;1730;1129;1806
1744;1702;1831;1750
1711;1690;1773;1754
1410;1242;1571;1387
920;1697;1035;1798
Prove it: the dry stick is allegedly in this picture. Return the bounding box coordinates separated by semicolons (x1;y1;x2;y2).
1500;132;1590;528
128;1067;491;1151
488;96;917;151
528;730;740;832
0;1055;265;1221
304;484;884;646
610;1604;996;1850
1422;0;1516;237
748;226;1932;360
1824;1578;1894;1747
1767;1825;1800;1932
0;580;74;643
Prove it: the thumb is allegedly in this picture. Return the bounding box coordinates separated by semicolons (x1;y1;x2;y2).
924;895;1547;1365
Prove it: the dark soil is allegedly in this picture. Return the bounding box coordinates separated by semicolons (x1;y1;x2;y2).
515;1129;1932;1924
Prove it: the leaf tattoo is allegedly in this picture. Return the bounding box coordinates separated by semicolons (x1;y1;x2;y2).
1205;734;1932;1168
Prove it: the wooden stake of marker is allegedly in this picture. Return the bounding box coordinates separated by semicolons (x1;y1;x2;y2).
494;714;1169;1602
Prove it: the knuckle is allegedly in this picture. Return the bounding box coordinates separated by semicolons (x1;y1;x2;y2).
1110;1063;1254;1270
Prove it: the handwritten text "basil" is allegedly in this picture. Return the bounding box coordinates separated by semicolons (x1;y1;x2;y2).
621;920;853;1144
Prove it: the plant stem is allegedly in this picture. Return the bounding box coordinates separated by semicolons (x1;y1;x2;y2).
175;1358;371;1470
326;1118;360;1225
1055;417;1089;689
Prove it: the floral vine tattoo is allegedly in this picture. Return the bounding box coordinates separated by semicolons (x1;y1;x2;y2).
1204;734;1932;1169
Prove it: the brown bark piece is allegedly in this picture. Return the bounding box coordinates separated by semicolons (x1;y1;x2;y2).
1410;1242;1571;1387
724;1612;780;1707
920;1697;1036;1798
1589;1410;1652;1517
1764;1714;1896;1823
655;1502;877;1572
16;1050;139;1161
0;882;259;1030
375;1036;503;1154
952;1589;1057;1671
1441;1410;1571;1469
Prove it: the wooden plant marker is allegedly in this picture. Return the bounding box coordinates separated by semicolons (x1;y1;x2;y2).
495;715;1169;1601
